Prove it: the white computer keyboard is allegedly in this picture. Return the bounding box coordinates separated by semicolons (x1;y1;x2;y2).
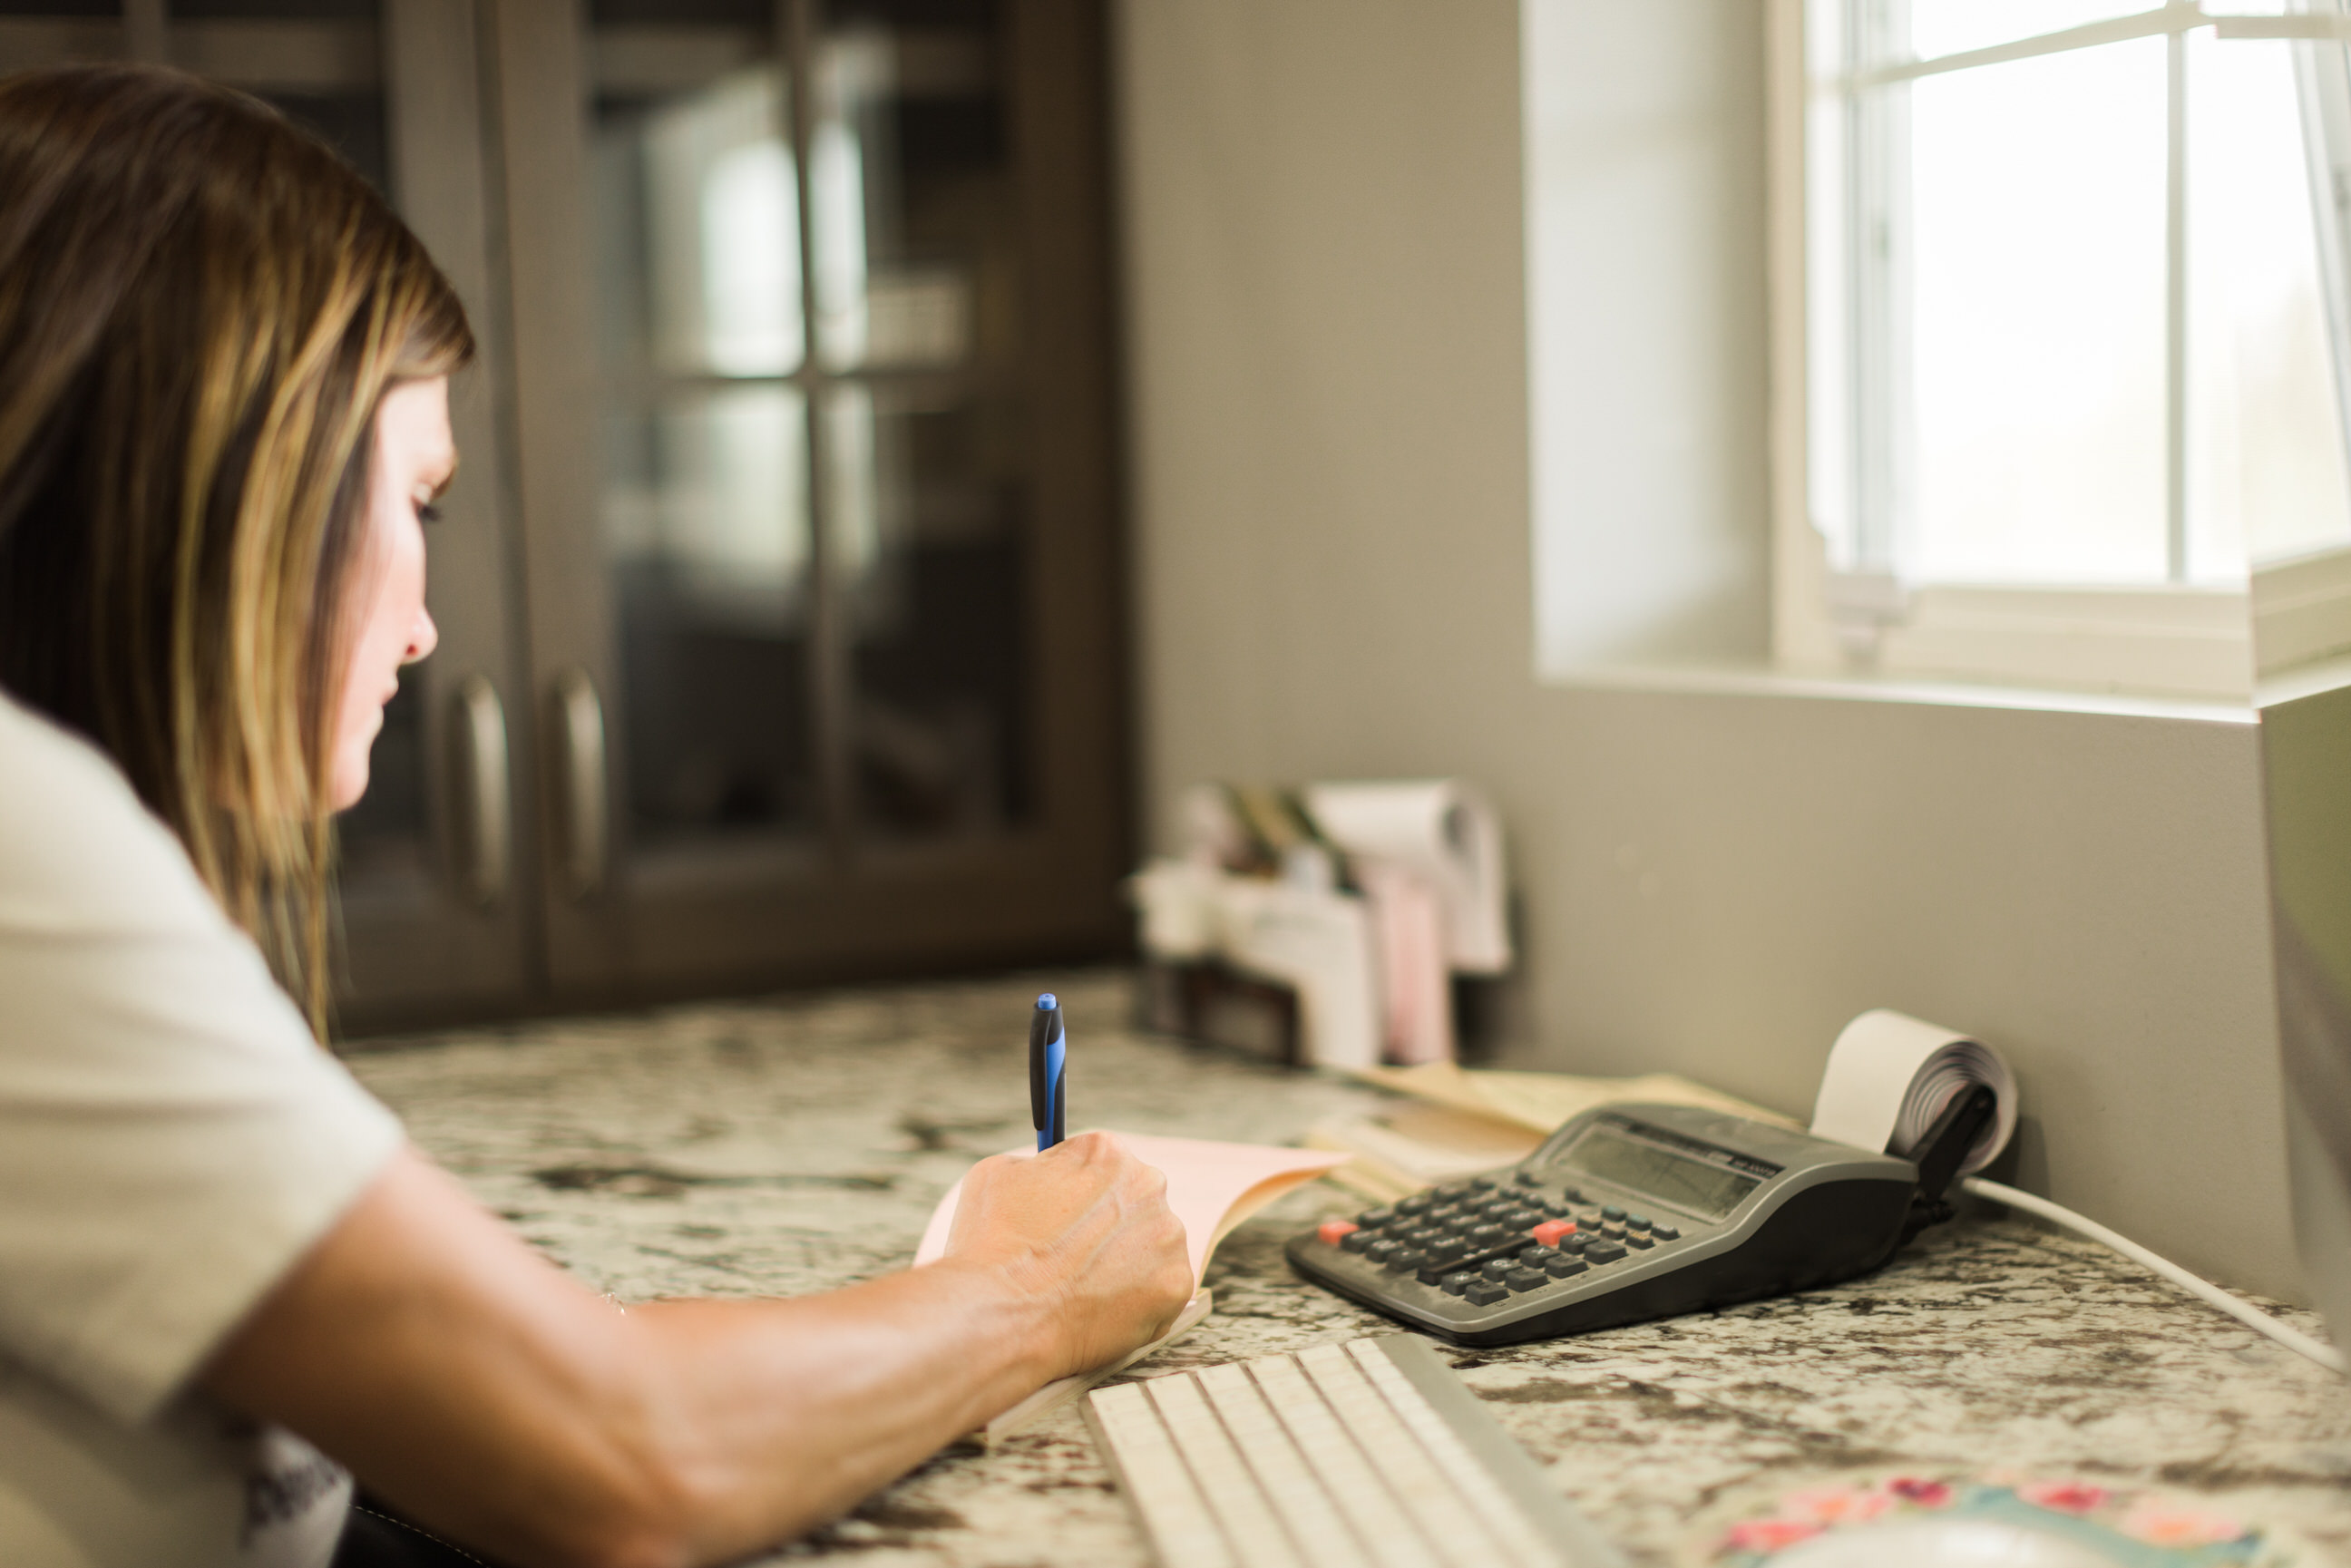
1082;1335;1625;1568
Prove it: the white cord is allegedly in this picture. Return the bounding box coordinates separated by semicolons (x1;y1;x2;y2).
1961;1176;2346;1375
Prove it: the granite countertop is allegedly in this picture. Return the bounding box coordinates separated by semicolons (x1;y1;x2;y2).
349;970;2351;1566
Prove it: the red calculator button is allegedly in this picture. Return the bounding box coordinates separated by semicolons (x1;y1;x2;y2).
1319;1220;1361;1246
1531;1220;1576;1248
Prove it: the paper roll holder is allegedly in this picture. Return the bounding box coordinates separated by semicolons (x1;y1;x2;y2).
1896;1083;2002;1247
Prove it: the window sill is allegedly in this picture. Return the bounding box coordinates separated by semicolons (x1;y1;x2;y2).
1536;658;2259;726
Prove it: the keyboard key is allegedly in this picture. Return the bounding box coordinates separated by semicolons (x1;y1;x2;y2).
1086;1385;1238;1568
1514;1169;1543;1186
1468;1223;1509;1246
1386;1249;1428;1271
1317;1220;1359;1247
1601;1204;1626;1222
1653;1223;1681;1241
1341;1231;1373;1254
1366;1240;1401;1264
1440;1271;1474;1295
1585;1240;1627;1263
1479;1259;1513;1282
1531;1219;1575;1248
1504;1266;1548;1291
1468;1176;1500;1191
1358;1208;1397;1228
1561;1185;1585;1203
1464;1280;1507;1306
1194;1362;1361;1568
1234;1354;1443;1568
1134;1376;1290;1568
1543;1252;1588;1279
1625;1233;1654;1250
1397;1192;1435;1215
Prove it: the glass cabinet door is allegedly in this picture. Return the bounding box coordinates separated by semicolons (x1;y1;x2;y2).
0;0;536;1027
494;0;1129;1003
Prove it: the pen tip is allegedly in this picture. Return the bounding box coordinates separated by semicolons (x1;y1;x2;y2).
1036;992;1057;1009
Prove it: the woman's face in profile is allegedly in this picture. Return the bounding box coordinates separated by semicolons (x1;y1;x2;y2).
330;376;451;812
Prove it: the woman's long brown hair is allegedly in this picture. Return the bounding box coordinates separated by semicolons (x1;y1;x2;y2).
0;65;473;1034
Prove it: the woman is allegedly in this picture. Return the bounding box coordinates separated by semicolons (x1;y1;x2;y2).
0;65;1191;1568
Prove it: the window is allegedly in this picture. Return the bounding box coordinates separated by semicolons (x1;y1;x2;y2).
1780;0;2351;696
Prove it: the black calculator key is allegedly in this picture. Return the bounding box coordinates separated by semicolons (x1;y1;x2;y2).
1441;1271;1475;1296
1398;1193;1435;1215
1543;1253;1588;1279
1388;1248;1429;1271
1468;1223;1509;1246
1464;1280;1508;1306
1585;1240;1627;1263
1341;1231;1373;1253
1514;1169;1543;1186
1560;1185;1585;1203
1504;1267;1548;1291
1625;1232;1654;1250
1561;1233;1590;1253
1478;1259;1513;1282
1517;1246;1549;1266
1359;1208;1397;1228
1653;1223;1681;1241
1601;1205;1626;1222
1468;1176;1500;1191
1367;1240;1401;1263
1627;1214;1652;1232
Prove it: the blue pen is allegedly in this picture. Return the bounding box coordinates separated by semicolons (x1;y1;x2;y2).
1029;992;1067;1151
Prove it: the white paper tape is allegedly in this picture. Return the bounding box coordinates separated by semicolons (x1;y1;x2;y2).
1809;1008;2016;1174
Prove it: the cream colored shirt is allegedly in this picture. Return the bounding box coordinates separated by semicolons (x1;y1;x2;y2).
0;692;404;1567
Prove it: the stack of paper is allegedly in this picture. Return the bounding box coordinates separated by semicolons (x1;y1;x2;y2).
1308;1060;1800;1201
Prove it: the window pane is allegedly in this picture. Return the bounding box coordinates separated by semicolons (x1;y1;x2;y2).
1905;38;2169;584
605;388;817;839
811;0;1001;372
826;385;1031;843
594;56;803;379
593;20;819;846
2186;32;2351;574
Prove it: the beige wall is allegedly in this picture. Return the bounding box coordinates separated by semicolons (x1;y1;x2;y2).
1116;0;2297;1299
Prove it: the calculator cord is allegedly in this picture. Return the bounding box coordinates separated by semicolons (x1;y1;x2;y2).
1960;1175;2347;1375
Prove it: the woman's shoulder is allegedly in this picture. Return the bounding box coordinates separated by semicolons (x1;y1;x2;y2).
0;690;221;933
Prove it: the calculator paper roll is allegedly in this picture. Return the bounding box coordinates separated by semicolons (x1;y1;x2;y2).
1300;779;1511;974
1809;1008;2017;1174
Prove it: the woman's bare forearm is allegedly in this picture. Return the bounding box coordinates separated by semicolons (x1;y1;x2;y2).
203;1143;1188;1568
619;1265;1058;1562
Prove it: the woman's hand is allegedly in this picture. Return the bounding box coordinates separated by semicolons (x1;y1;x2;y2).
941;1132;1195;1380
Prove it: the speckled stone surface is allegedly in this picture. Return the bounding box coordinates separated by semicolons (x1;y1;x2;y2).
347;970;2351;1566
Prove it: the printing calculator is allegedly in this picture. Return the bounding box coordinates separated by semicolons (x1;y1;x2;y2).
1287;1093;1992;1347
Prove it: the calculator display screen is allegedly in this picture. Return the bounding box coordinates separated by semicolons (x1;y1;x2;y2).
1562;1129;1762;1218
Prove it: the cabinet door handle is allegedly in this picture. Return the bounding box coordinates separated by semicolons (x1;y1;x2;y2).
552;667;607;900
450;674;511;909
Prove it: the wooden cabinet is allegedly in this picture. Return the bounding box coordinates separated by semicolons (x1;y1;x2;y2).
0;0;1131;1027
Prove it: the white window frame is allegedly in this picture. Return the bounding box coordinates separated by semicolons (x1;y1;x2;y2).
1766;0;2351;700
